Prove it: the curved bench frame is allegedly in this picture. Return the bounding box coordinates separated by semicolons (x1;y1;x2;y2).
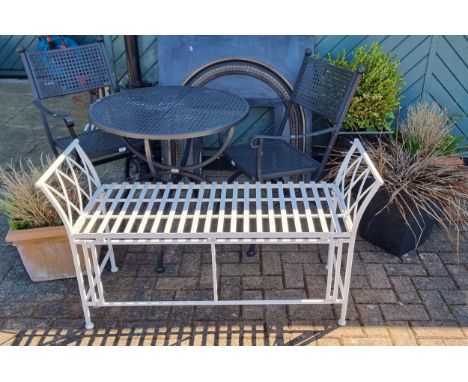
36;139;383;330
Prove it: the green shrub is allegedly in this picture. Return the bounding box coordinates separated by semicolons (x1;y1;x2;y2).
328;42;405;132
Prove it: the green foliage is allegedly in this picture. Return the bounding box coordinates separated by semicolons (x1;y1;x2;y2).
328;42;405;132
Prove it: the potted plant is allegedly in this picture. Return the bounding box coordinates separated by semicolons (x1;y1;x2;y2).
359;102;467;256
326;42;405;147
0;157;85;282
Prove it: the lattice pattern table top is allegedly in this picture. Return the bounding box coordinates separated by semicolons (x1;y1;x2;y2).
88;86;250;140
73;181;352;241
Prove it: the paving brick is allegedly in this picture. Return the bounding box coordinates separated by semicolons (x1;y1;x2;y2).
442;339;468;345
365;264;391;289
0;280;68;302
353;289;397;304
305;276;327;297
381;304;429;321
298;244;320;254
168;306;193;326
243;276;283;290
412;277;456;290
195;306;240;321
261;252;282;275
438;251;468;265
156;277;197;290
217;251;241;263
440;290;468;305
178;252;201;276
220;263;260;276
124;251;157;265
451;305;468;326
303;263;328;276
389;276;420;303
147;291;173;321
419;291;455;321
242;290;264;320
33;302;83;319
131;277;154;300
341;337;393;345
411;321;465;339
283;263;304;289
446;265;468;289
2;318;51;331
350;275;370;289
355;304;381;324
0;302;37;318
385;264;427;277
419;252;448;276
220;277;241;300
359;251;400;264
400;252;421;264
350;258;367;276
282;251;320;264
289;304;334;321
417;339;445;345
199;264;213;289
315;338;341;346
387;321;416;343
260;244;298;252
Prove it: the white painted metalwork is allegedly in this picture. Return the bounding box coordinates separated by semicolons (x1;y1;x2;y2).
36;138;383;330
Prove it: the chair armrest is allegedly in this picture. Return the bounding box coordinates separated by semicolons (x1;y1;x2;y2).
250;126;338;148
33;100;75;128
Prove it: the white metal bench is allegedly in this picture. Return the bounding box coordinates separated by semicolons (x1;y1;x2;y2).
36;139;383;329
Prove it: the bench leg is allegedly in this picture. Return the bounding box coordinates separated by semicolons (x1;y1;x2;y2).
108;244;119;273
156;245;165;273
211;243;218;301
338;241;356;327
72;244;94;330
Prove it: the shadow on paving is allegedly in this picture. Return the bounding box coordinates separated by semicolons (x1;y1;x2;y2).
2;321;338;346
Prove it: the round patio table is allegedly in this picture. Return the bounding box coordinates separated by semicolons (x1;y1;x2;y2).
88;86;249;181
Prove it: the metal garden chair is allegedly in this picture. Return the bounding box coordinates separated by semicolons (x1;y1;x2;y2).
223;49;365;183
18;40;135;177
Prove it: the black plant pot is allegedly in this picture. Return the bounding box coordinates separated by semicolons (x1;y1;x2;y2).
359;189;436;256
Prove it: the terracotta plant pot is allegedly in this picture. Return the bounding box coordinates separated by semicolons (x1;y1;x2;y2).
5;225;86;282
428;156;463;167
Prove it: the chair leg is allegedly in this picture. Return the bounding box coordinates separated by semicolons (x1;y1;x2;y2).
124;157;131;179
247;244;256;257
227;169;243;183
156;245;165;273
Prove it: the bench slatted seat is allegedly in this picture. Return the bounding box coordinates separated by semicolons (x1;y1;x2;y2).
36;139;383;330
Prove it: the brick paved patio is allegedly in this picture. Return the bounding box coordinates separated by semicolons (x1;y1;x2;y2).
0;80;467;346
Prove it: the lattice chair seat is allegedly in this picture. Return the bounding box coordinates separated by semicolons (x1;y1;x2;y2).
223;49;364;183
224;140;320;181
56;130;138;161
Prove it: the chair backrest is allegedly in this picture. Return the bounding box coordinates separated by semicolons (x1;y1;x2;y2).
292;50;364;127
36;139;101;235
19;42;117;100
333;139;384;235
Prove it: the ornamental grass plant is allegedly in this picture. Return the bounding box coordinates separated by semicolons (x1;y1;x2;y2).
362;102;467;249
0;156;80;230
